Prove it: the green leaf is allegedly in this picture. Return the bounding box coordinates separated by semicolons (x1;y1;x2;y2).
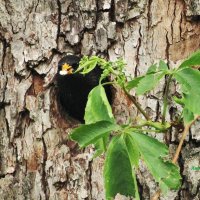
173;96;184;106
174;68;200;115
183;107;194;125
182;92;200;115
146;121;171;131
84;85;114;124
132;61;168;95
179;50;200;69
174;68;200;93
124;134;140;168
80;60;98;74
147;61;168;74
75;56;89;72
84;85;114;156
147;64;157;74
136;71;166;95
104;135;136;199
76;56;99;74
129;132;181;193
93;136;109;158
125;76;144;91
159;60;168;71
70;121;120;148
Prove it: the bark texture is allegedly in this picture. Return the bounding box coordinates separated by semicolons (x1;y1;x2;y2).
0;0;199;199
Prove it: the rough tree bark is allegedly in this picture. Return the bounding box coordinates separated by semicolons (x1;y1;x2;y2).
0;0;199;199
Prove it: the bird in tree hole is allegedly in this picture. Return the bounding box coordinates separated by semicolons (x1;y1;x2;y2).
57;55;112;123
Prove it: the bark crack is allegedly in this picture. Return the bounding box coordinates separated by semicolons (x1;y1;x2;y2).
5;110;11;139
171;0;177;43
109;0;116;22
180;10;183;40
155;100;160;122
0;37;8;75
34;0;40;12
41;136;49;200
0;75;8;109
135;25;142;77
147;0;153;29
56;0;61;47
87;160;93;199
165;31;170;65
3;0;12;15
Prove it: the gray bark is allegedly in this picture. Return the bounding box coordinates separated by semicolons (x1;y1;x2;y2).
0;0;199;199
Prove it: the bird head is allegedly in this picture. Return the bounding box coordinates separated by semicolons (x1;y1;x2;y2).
58;55;81;76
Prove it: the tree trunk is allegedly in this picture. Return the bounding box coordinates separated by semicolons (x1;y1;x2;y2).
0;0;199;199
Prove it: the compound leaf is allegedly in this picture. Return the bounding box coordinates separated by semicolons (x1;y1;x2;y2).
182;92;200;115
70;121;120;148
179;50;200;69
174;68;200;115
158;60;168;71
84;85;114;124
129;132;181;193
127;61;168;93
183;107;194;125
80;60;98;74
93;136;110;158
126;76;144;91
136;71;166;95
124;134;140;168
174;68;200;93
84;85;114;156
104;135;136;199
147;61;168;74
147;64;158;74
76;56;99;74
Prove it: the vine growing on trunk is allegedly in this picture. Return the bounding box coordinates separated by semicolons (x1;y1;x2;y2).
70;50;200;200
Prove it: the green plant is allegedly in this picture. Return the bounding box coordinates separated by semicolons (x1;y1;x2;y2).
70;50;200;200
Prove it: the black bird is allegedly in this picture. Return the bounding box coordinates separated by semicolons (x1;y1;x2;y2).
57;55;112;122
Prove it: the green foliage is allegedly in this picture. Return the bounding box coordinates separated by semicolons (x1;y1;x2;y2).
76;56;99;74
126;61;169;95
84;85;114;124
84;85;114;156
129;132;181;193
76;56;127;86
124;134;140;167
183;108;194;124
179;50;200;69
70;49;200;199
126;76;144;91
175;68;200;94
174;67;200;123
70;121;120;148
104;135;136;199
135;71;166;95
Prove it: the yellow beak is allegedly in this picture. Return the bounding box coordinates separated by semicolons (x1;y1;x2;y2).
59;63;73;75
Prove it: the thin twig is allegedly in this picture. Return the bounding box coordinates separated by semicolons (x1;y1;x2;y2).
123;88;150;120
162;74;173;124
172;116;199;163
151;116;199;200
133;169;140;200
151;189;161;200
133;128;163;133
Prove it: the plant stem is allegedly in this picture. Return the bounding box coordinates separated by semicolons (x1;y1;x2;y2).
151;116;199;200
130;120;170;132
162;74;173;124
132;128;163;133
172;116;199;163
133;170;140;200
151;189;161;200
123;88;150;120
101;81;116;86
